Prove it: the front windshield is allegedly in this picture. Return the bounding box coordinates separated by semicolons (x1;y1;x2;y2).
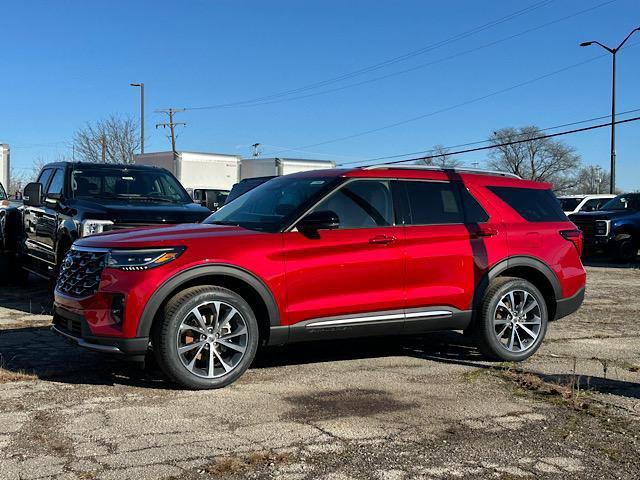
559;198;581;211
205;176;337;232
601;194;640;212
71;167;192;204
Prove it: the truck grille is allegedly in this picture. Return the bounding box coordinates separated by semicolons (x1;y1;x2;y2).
572;218;596;237
56;249;108;298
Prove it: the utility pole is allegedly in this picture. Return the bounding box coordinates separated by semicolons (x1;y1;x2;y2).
156;108;186;177
580;27;640;194
101;135;107;162
156;108;186;155
130;83;145;154
251;143;262;158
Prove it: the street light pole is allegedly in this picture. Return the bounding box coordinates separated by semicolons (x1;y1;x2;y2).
130;83;145;154
580;27;640;194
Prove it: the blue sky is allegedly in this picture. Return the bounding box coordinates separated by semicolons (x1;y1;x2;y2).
2;0;639;190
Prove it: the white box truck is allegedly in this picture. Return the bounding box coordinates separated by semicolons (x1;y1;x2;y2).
240;158;335;180
134;151;241;191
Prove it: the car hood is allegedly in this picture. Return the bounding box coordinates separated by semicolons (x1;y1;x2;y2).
70;198;211;224
570;210;637;222
76;223;251;249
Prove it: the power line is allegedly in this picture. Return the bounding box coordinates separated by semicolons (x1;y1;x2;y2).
357;116;640;167
340;107;640;165
186;0;615;111
184;0;557;111
156;108;186;155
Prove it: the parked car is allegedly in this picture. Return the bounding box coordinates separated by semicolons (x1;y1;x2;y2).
570;193;640;262
0;181;22;278
558;194;615;215
52;166;586;389
225;176;275;204
19;162;211;280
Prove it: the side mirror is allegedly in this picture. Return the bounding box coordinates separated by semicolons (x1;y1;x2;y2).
297;210;339;238
23;182;43;207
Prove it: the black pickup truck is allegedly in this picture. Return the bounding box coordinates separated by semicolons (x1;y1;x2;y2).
0;182;23;278
570;193;640;262
18;161;211;279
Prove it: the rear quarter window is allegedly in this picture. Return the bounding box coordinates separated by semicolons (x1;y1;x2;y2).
488;186;567;222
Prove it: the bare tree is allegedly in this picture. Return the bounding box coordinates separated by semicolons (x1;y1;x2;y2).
73;115;140;164
417;144;462;168
569;165;613;194
487;126;580;193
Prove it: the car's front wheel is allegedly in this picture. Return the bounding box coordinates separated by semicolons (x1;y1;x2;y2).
475;277;548;362
153;286;259;389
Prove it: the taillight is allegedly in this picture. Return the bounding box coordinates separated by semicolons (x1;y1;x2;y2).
560;229;583;256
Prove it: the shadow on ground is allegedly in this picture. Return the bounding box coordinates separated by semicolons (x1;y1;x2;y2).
583;257;639;269
0;275;53;315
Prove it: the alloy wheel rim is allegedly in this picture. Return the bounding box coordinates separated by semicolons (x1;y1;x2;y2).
176;301;248;378
493;289;542;353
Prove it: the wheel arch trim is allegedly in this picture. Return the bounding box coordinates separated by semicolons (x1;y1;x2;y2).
136;264;281;337
486;256;563;300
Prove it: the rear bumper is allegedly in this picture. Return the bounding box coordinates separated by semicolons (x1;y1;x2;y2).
52;307;149;356
554;287;585;321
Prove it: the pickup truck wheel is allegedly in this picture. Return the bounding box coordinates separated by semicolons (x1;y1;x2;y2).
153;286;259;389
613;235;638;263
475;277;548;362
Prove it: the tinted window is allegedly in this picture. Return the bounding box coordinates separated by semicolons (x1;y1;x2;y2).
207;176;335;232
403;181;464;225
459;186;489;223
559;197;582;211
37;169;54;190
489;186;567;222
600;194;640;212
46;169;65;196
581;198;605;212
70;167;191;203
0;182;6;200
313;180;393;229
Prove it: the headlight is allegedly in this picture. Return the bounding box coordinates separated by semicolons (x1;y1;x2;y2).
106;247;184;271
595;220;610;236
81;219;114;237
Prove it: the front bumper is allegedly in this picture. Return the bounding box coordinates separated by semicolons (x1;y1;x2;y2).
52;306;149;356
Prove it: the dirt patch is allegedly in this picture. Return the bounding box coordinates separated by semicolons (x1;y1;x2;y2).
284;388;417;422
203;450;292;478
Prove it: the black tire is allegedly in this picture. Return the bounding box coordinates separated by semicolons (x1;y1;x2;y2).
613;235;638;263
153;285;259;389
475;277;548;362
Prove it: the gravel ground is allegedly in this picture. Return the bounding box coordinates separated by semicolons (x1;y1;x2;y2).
0;263;638;480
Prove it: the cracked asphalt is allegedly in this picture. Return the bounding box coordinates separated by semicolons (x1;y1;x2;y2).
0;263;639;479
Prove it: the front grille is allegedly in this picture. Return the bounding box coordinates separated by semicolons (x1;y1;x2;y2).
56;249;108;298
572;218;596;238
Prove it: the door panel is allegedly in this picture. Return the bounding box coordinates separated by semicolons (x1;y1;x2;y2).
283;226;405;324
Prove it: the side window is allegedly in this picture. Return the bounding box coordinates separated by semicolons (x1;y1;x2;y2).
488;186;566;222
312;180;393;229
582;198;603;212
402;181;464;225
459;186;489;223
46;169;65;197
37;169;54;190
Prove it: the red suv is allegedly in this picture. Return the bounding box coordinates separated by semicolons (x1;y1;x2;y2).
52;166;586;389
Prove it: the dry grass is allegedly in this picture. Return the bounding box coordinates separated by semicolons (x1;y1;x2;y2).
0;367;37;383
204;450;292;477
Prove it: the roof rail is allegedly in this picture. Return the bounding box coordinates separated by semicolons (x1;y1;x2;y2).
363;164;521;179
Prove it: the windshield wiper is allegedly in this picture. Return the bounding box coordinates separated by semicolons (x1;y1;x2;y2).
207;220;240;226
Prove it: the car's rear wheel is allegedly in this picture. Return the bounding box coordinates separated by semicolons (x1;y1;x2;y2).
475;277;548;362
153;286;259;389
